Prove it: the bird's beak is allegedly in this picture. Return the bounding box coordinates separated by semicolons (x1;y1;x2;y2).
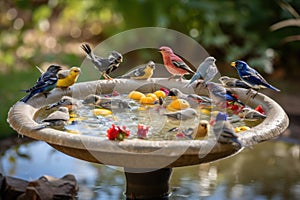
230;62;236;67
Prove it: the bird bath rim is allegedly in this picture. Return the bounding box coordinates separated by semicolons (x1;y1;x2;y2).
7;78;289;169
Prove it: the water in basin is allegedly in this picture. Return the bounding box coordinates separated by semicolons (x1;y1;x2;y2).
33;92;263;141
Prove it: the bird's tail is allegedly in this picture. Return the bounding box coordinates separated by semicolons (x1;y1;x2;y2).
20;92;34;103
81;43;94;59
268;84;280;92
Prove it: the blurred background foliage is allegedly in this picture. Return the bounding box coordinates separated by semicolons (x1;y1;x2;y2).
1;0;299;137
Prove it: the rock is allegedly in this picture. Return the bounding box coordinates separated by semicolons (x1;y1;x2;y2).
1;176;28;200
17;174;78;200
0;174;78;200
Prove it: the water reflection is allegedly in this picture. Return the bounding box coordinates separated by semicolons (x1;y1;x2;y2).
0;140;299;200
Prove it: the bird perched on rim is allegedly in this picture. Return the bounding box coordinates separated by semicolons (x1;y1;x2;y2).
168;88;212;106
219;76;251;89
239;107;266;120
57;67;81;89
231;60;280;93
206;82;244;107
164;108;198;120
158;46;195;81
36;66;81;89
81;43;123;80
46;96;81;111
186;56;218;87
20;65;62;103
120;61;155;80
35;107;70;130
211;112;243;148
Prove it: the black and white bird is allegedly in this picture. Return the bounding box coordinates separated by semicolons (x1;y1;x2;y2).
35;107;70;130
81;43;123;80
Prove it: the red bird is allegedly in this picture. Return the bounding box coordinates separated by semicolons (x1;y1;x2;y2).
159;46;195;81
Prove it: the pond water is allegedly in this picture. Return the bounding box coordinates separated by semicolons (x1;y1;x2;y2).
1;139;299;200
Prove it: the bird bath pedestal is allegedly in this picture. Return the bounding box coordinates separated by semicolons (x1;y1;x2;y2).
7;78;289;199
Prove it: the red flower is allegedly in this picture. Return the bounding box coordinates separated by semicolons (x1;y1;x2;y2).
160;87;169;96
176;132;186;139
255;105;265;114
107;124;130;141
137;124;149;139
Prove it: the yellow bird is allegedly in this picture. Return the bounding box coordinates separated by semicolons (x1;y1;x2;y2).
56;67;81;89
193;120;209;139
120;61;155;80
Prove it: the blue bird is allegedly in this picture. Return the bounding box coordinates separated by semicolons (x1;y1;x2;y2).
186;56;218;87
211;112;243;148
20;65;62;103
206;82;244;106
231;60;280;92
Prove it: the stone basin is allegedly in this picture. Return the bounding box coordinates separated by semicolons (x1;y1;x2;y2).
7;78;289;199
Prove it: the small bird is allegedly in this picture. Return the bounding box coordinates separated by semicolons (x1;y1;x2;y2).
186;56;218;87
82;94;101;105
164;108;198;120
239;107;266;120
120;61;155;80
20;65;62;103
56;67;81;89
231;60;280;92
159;46;195;81
35;107;70;130
168;120;209;139
81;43;123;80
206;82;244;106
211;112;243;147
46;96;81;111
219;76;251;89
98;98;130;111
194;120;209;139
82;94;130;111
168;88;212;105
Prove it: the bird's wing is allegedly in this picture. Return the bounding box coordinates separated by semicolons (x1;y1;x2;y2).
25;71;57;92
241;68;269;86
43;111;69;122
204;65;218;82
122;66;146;78
171;56;195;74
57;70;69;79
222;122;238;138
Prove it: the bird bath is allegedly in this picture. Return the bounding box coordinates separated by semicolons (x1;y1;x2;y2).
7;78;289;199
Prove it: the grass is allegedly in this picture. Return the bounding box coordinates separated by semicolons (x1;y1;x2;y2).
0;70;40;138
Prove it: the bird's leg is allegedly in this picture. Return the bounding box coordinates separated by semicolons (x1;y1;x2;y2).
250;90;259;99
246;89;252;95
43;92;50;98
178;76;183;82
168;75;175;80
103;73;113;81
